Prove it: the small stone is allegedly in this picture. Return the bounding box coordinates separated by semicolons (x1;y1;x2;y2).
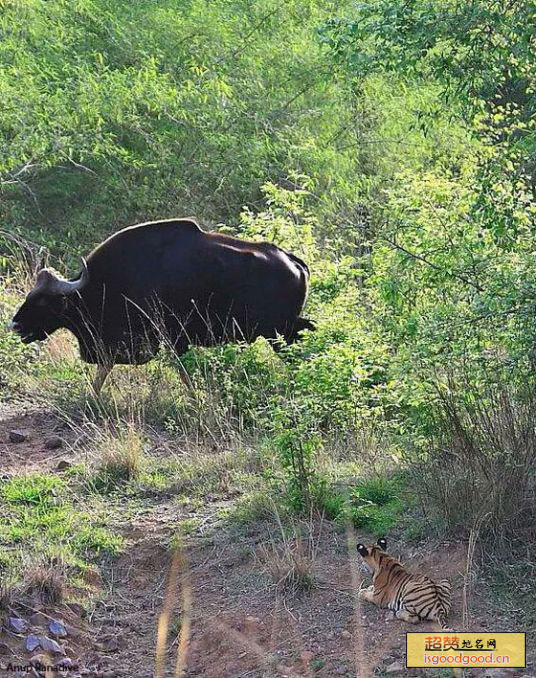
0;641;14;655
39;635;65;654
335;667;348;675
9;430;27;443
385;661;405;673
341;630;351;639
8;616;28;633
56;657;76;670
49;620;68;637
56;460;72;471
30;653;48;666
26;635;41;652
29;611;47;624
45;436;63;449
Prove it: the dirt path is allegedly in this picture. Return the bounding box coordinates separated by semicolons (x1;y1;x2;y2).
0;408;533;678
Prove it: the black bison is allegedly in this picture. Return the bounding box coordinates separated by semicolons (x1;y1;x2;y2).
10;218;314;392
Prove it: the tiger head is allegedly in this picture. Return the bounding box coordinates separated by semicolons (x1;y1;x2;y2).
356;537;388;573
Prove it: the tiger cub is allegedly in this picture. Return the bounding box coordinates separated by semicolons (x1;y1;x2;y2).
356;538;452;629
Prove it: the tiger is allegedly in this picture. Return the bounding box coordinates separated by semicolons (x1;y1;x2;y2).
356;537;452;630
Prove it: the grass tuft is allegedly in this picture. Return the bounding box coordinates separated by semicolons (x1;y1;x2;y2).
257;513;320;595
92;424;145;491
24;561;66;605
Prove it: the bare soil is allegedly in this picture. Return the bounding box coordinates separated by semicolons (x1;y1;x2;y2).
0;407;533;678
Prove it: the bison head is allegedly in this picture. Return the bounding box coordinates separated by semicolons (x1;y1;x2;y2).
10;266;88;344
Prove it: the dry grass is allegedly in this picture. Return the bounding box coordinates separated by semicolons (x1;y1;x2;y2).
258;537;315;594
0;569;18;610
23;562;66;605
413;379;536;547
91;423;145;488
257;511;320;595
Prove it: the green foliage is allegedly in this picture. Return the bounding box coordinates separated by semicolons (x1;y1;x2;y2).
1;0;534;558
273;423;322;514
349;477;403;535
0;0;363;260
2;474;64;506
0;286;38;392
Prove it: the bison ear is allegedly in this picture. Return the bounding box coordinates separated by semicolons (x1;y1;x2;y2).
377;538;387;551
356;544;368;557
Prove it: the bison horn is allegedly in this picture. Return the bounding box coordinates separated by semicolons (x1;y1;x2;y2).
34;260;89;295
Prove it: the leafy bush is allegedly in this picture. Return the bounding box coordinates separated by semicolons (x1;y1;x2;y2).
349;477;403;535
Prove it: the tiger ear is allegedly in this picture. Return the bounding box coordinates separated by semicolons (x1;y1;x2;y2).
356;543;368;557
377;537;387;550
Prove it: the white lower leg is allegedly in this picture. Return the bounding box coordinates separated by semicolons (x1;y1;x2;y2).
92;365;112;395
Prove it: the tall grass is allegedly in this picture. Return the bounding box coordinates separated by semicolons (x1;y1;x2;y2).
411;376;536;548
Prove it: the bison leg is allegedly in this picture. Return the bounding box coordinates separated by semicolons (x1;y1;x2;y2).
283;317;316;345
92;364;112;396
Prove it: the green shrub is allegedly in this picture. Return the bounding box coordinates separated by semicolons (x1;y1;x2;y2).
349;477;404;535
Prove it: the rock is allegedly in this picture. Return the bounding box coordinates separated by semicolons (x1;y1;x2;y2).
341;629;351;639
39;635;65;654
56;460;72;471
385;661;405;673
29;612;49;626
45;436;63;449
8;616;28;633
30;653;48;666
26;635;42;652
9;430;27;443
49;620;68;637
335;666;348;675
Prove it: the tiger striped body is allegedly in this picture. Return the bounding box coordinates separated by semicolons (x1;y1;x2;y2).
357;538;452;629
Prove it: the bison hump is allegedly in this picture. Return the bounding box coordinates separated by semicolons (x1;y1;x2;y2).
155;217;202;232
